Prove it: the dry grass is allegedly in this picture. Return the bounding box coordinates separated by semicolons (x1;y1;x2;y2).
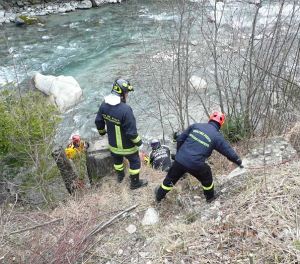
0;154;300;263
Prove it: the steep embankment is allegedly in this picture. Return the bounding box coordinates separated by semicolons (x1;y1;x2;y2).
0;137;299;263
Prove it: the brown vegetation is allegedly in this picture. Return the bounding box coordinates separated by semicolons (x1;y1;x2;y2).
0;146;299;263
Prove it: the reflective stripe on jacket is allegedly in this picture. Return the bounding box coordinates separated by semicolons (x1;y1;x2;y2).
175;122;241;171
149;145;172;171
95;100;142;155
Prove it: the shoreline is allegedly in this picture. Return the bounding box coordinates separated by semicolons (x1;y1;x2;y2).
0;0;123;25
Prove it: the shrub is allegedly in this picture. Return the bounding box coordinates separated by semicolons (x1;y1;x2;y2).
0;89;61;203
0;90;59;161
221;114;250;143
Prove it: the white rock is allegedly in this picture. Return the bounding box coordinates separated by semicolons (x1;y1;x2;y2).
189;75;207;91
117;249;123;256
0;10;5;23
142;208;159;226
77;0;92;9
62;3;75;12
191;40;198;46
94;0;106;6
33;72;83;112
125;224;137;234
58;7;67;13
227;167;247;180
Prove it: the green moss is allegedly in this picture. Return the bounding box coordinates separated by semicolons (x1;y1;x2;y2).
19;15;41;25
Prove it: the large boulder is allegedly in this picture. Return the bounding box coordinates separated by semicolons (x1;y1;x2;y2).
86;137;114;184
33;72;83;112
15;15;41;25
189;75;207;91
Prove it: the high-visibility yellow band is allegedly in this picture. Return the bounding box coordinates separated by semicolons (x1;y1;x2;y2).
129;168;140;175
115;125;123;149
114;163;124;171
109;145;138;155
203;182;214;191
131;135;141;144
192;129;211;142
161;183;173;191
144;156;150;165
189;134;209;148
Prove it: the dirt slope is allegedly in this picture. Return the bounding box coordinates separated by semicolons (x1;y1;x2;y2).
1;156;300;264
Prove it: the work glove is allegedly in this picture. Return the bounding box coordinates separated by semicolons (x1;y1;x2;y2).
98;129;106;136
172;131;181;142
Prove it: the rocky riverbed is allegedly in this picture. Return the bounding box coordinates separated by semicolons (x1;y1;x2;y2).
0;0;123;25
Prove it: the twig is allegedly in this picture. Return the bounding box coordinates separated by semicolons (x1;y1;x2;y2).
8;218;63;235
249;253;254;264
84;204;138;241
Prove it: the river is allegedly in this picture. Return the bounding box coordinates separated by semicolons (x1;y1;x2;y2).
0;0;297;145
0;0;180;144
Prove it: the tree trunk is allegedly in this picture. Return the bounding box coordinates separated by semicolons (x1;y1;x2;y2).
52;147;78;194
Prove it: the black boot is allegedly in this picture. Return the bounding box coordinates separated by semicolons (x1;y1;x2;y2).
117;170;125;183
204;188;216;203
130;174;148;190
154;185;168;202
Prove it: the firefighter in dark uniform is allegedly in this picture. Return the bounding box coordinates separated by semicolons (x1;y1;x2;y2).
145;139;172;172
155;111;243;202
95;78;148;189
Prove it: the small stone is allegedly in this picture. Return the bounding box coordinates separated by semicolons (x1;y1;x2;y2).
279;145;285;150
142;208;159;226
125;224;137;234
118;249;123;256
139;252;148;258
264;150;272;156
191;40;198;46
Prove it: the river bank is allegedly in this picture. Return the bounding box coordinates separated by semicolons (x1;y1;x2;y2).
0;0;123;25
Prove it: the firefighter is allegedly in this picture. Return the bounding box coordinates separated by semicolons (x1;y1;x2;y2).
95;78;148;189
155;111;243;203
144;139;172;172
65;135;89;159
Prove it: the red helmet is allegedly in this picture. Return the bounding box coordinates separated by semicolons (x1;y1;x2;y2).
209;111;225;126
72;135;81;143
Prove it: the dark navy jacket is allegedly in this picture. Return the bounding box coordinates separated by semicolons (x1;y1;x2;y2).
149;145;172;172
95;95;142;156
175;121;241;171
